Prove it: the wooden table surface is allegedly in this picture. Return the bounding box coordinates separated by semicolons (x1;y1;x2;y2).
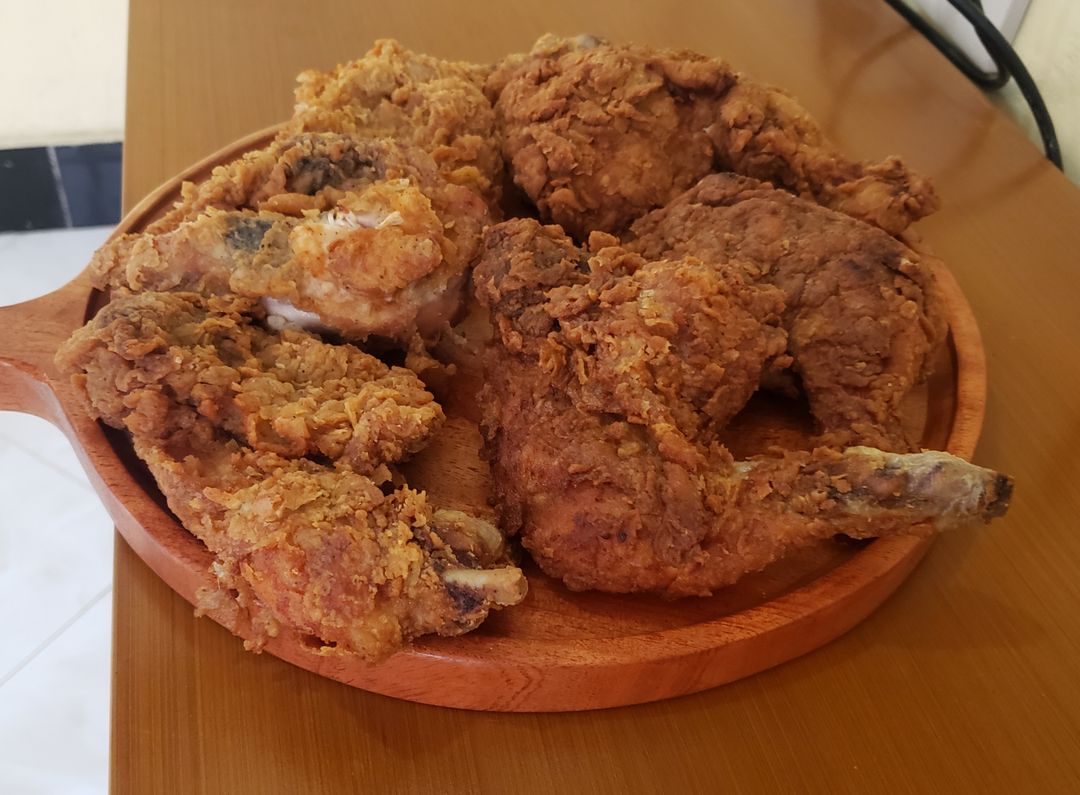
112;1;1080;791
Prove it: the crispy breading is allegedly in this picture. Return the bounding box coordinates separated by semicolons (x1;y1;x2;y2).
488;35;728;239
474;219;789;465
287;39;503;205
56;292;526;660
56;291;444;474
488;34;937;238
710;80;939;236
143;133;450;235
135;419;525;661
625;174;948;451
474;219;1010;596
90;135;490;342
55;35;1009;617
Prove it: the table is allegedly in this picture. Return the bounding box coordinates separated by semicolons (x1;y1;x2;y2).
111;1;1080;791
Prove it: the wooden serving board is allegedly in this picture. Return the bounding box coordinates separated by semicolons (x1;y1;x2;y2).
0;127;987;712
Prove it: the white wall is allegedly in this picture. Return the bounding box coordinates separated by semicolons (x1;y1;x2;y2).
991;0;1080;181
0;0;128;148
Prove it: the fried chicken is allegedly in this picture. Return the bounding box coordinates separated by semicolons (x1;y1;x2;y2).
57;36;1004;632
144;132;451;235
487;34;731;240
474;218;1010;596
625;174;948;451
475;219;789;466
488;34;937;238
711;80;939;236
92;134;490;343
287;39;503;205
134;418;525;661
55;291;443;474
56;292;526;660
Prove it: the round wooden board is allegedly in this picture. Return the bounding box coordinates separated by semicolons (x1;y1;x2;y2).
0;127;987;712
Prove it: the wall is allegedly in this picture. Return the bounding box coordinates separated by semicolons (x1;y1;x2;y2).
0;0;128;148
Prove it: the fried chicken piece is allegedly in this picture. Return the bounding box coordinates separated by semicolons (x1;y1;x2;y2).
92;137;490;342
474;219;789;466
287;39;503;205
97;202;473;344
484;359;1010;595
57;292;525;659
134;418;525;661
56;291;443;474
711;80;939;237
488;34;937;238
625;174;948;451
487;34;731;240
144;132;452;235
474;218;1010;596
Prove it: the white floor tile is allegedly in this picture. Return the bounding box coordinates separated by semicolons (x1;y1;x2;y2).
0;439;112;679
0;226;112;307
0;226;115;793
0;414;97;490
0;594;110;795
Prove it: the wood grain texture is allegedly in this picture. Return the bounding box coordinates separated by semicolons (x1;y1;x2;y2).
104;0;1080;789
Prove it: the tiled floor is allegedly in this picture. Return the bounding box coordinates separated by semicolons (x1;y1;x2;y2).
0;227;114;794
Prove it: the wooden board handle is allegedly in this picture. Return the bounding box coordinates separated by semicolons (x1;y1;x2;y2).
0;271;93;422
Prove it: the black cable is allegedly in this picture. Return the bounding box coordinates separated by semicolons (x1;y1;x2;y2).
884;0;1063;170
883;0;1008;88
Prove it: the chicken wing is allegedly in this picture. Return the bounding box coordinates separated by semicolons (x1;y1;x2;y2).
625;174;948;451
488;34;937;238
474;218;1010;596
135;418;525;661
91;135;490;342
56;291;443;474
288;39;503;205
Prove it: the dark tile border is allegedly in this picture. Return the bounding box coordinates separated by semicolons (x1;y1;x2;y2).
0;143;122;232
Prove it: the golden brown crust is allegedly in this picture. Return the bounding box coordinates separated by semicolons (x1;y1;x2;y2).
91;134;491;343
625;173;948;451
57;36;1006;617
490;34;731;239
474;217;1008;597
56;291;526;660
135;419;525;662
287;39;503;205
480;348;1009;597
709;81;939;236
144;133;445;235
474;219;788;461
489;34;938;238
55;291;444;474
